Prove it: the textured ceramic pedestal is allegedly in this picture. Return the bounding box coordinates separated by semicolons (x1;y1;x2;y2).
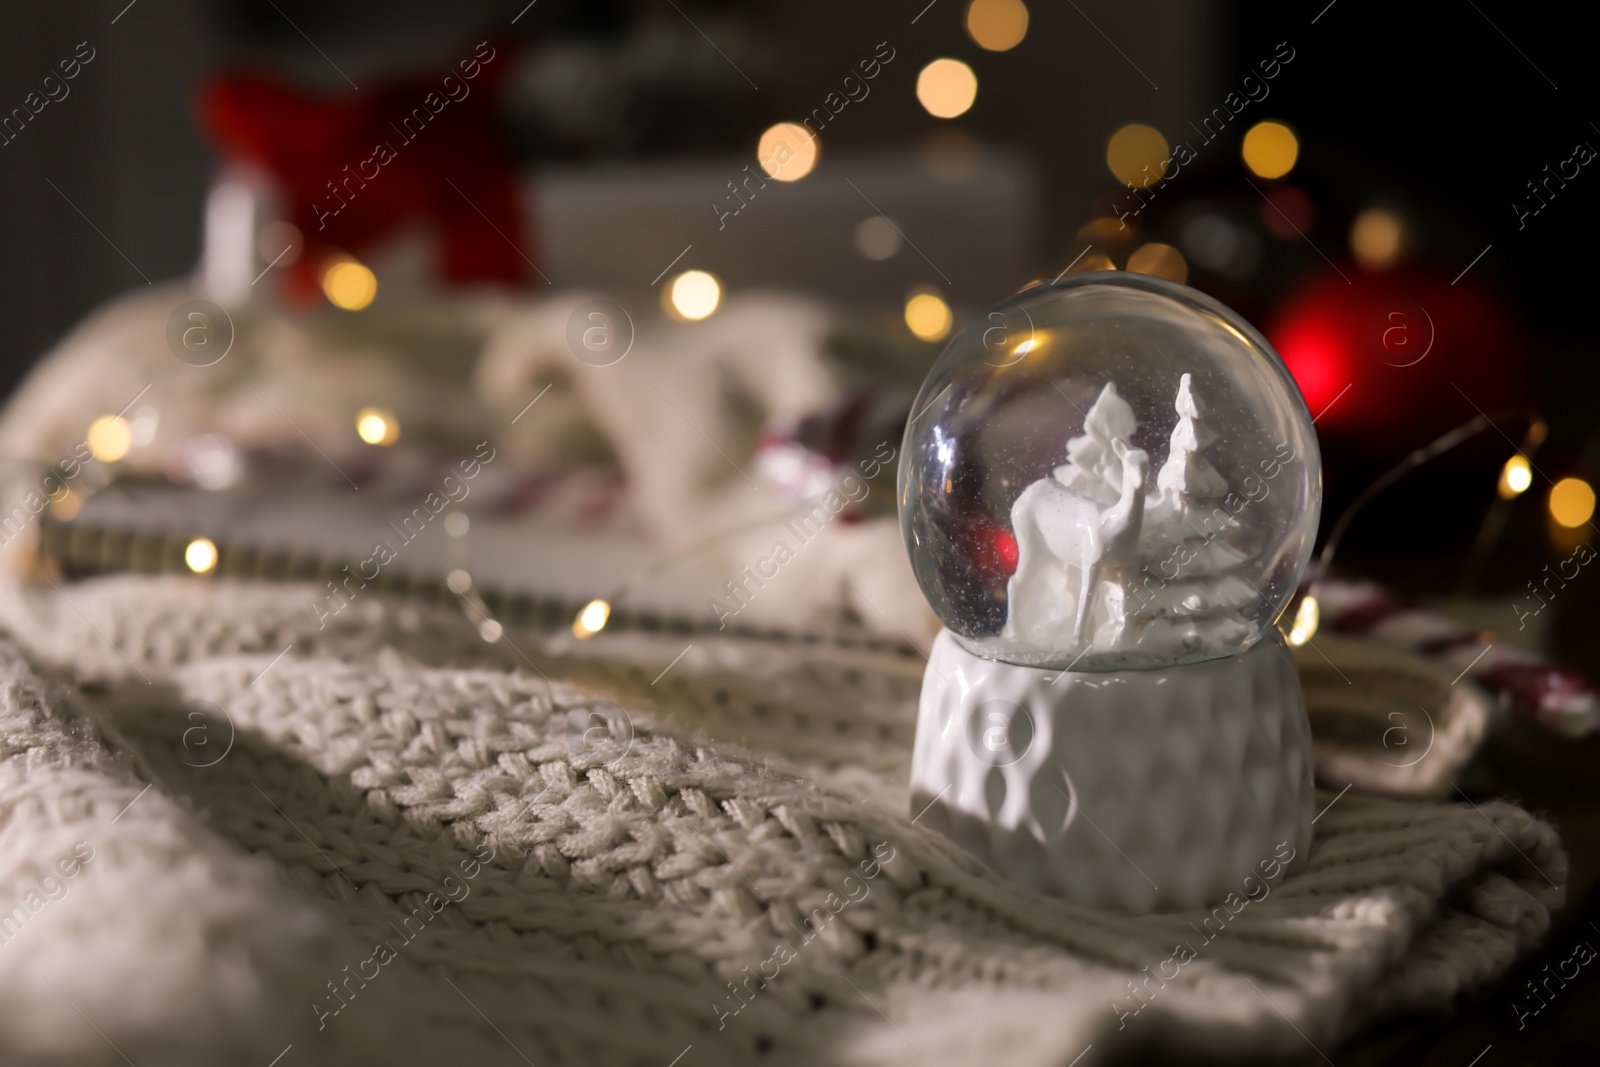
910;629;1314;914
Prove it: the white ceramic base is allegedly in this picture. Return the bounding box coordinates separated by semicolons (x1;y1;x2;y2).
910;629;1314;914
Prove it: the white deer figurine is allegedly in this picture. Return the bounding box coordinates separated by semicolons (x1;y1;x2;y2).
1006;442;1150;647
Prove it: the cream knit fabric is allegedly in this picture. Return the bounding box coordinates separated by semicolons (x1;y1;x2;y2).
0;575;1566;1066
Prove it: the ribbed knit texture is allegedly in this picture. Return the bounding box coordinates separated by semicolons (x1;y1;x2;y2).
0;575;1566;1066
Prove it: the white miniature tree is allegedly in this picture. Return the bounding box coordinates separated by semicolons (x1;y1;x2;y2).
1156;374;1228;512
1054;383;1137;505
1131;373;1253;652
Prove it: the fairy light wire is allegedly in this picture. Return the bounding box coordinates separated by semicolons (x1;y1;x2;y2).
571;504;810;638
1295;408;1548;638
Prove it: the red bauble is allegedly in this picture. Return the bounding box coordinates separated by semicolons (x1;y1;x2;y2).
1265;266;1533;452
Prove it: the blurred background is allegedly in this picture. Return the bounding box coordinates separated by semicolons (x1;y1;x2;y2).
4;4;1600;1058
2;0;1597;660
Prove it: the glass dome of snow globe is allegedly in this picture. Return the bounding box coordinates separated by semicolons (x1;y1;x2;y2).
898;271;1320;672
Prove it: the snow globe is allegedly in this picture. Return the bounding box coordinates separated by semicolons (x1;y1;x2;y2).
900;272;1320;914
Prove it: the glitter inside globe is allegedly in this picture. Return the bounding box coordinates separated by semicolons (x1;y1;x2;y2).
897;272;1321;671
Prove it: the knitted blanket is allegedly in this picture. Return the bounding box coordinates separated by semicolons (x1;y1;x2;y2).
0;575;1565;1066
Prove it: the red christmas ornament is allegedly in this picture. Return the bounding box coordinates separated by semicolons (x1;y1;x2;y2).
956;514;1018;584
197;41;530;300
1266;266;1533;451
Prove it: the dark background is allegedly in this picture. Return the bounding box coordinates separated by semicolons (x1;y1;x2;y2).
3;2;1599;1062
7;0;1593;596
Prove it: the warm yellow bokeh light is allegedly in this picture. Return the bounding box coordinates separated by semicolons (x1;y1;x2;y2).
322;259;378;311
1241;121;1299;180
1106;124;1169;189
86;415;132;463
1351;207;1404;272
905;290;954;342
665;270;722;321
573;598;612;639
184;537;218;575
921;128;983;182
1549;477;1595;528
965;0;1029;51
1498;454;1533;499
757;122;819;182
917;59;978;119
1067;251;1117;275
49;488;82;521
355;407;400;446
1077;216;1136;247
1286;595;1320;647
1126;242;1188;284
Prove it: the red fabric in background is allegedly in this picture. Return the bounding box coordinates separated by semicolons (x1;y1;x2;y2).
198;41;529;298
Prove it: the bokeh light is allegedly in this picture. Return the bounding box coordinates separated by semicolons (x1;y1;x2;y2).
1351;206;1404;272
257;221;303;269
665;270;723;320
917;59;978;119
757;122;819;182
1286;595;1319;646
356;407;400;446
854;216;903;260
905;289;954;341
1126;242;1188;284
1064;250;1117;275
49;488;81;521
965;0;1029;51
1260;186;1315;239
1498;454;1533;499
1106;124;1169;189
1241;121;1299;180
922;128;983;182
323;259;378;311
184;537;218;574
573;598;611;638
1549;477;1595;528
86;415;132;463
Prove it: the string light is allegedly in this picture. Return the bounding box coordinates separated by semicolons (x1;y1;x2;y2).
86;415;132;463
1241;121;1299;180
921;128;983;182
184;537;218;574
323;259;377;310
1068;251;1117;275
1498;454;1533;499
355;408;400;446
1549;477;1595;528
905;289;953;341
573;598;612;638
965;0;1029;51
257;221;303;268
916;59;978;119
1295;409;1547;615
1286;595;1319;646
49;488;82;521
1106;124;1169;189
854;216;903;260
757;123;818;182
1126;242;1188;284
1351;206;1404;272
665;270;722;321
